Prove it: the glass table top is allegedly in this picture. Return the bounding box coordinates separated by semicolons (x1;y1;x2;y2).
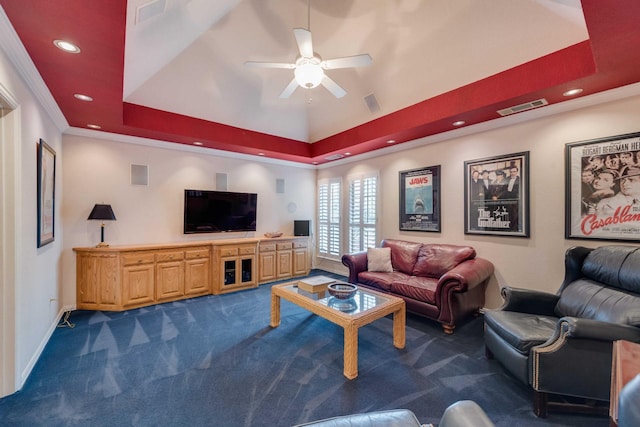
281;283;390;315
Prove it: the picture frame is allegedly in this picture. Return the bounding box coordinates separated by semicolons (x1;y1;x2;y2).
464;151;529;237
399;165;441;232
37;139;55;247
565;131;640;241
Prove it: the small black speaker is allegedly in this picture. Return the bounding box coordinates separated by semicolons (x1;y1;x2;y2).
294;220;310;236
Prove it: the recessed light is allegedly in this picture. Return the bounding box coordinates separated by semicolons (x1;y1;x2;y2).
345;152;351;156
386;139;396;144
87;124;101;129
312;161;318;165
563;88;583;97
53;40;80;53
258;152;265;156
452;120;466;126
74;93;93;102
193;141;203;146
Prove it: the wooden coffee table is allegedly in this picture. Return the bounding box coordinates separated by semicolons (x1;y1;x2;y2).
270;281;406;379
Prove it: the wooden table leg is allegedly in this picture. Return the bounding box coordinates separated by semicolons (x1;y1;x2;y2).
343;324;358;379
393;305;406;349
270;291;281;328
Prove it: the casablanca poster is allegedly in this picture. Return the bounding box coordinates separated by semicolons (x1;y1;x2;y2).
566;131;640;241
464;152;529;237
399;166;440;232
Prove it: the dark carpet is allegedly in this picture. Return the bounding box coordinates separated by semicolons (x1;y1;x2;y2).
0;270;608;426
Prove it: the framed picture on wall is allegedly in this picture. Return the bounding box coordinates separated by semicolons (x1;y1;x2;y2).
565;131;640;241
464;151;529;237
399;165;441;232
37;139;55;247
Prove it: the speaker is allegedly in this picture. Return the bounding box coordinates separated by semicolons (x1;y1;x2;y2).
130;164;148;186
294;220;310;236
216;173;228;191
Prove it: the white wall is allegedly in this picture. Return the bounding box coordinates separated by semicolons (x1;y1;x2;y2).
318;93;640;308
60;134;317;307
0;41;64;394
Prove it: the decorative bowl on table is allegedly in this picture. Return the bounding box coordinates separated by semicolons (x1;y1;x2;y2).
263;231;283;238
327;283;358;300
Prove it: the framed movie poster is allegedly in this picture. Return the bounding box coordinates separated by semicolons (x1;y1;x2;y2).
37;139;55;247
565;131;640;241
399;165;441;232
464;152;529;237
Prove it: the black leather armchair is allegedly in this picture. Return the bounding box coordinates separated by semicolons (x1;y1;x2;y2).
484;246;640;417
292;401;495;427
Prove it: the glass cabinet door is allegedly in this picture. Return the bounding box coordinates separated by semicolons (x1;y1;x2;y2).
241;258;253;283
224;259;236;286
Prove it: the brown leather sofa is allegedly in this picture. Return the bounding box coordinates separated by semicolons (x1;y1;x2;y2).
341;239;494;333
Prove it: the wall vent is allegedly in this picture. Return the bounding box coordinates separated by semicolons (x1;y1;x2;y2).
497;98;548;116
325;153;345;161
136;0;166;24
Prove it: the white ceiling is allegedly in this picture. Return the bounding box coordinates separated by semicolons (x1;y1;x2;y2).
123;0;588;143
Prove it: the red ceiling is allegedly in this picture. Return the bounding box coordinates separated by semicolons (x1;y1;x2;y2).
2;0;640;165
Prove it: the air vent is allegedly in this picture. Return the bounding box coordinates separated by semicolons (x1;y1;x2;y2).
136;0;166;24
325;154;345;161
497;98;548;116
364;93;380;113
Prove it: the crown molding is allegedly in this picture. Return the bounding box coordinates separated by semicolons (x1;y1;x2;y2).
64;127;316;170
0;6;68;132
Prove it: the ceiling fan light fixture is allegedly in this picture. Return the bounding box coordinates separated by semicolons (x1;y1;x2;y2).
294;59;324;88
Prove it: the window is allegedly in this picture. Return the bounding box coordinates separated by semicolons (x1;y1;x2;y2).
318;178;341;258
348;174;378;253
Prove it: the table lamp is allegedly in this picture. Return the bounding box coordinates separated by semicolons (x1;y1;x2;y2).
87;204;116;247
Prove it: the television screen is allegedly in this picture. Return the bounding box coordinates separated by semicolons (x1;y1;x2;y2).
184;190;257;234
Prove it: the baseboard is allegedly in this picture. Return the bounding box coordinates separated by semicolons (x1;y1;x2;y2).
18;304;76;391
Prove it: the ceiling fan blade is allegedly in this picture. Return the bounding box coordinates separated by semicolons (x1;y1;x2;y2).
244;61;295;69
322;54;373;69
293;28;313;58
321;75;346;98
279;78;299;99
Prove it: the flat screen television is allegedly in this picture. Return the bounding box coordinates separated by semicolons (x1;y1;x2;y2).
184;189;257;234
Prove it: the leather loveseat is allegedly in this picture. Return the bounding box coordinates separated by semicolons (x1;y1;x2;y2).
342;239;494;333
484;245;640;417
292;400;495;427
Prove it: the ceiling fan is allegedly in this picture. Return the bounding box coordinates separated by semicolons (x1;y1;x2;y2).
244;10;372;99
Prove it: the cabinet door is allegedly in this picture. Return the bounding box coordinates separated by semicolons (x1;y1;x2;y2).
185;257;210;296
77;253;119;309
276;250;292;278
156;261;185;301
293;248;308;276
240;256;255;285
258;251;277;282
222;257;237;287
219;256;256;292
122;263;155;307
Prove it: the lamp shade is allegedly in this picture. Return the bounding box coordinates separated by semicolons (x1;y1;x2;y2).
87;204;116;221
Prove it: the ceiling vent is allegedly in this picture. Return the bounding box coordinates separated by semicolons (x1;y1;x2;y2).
364;93;380;113
325;153;345;161
497;98;548;116
136;0;166;25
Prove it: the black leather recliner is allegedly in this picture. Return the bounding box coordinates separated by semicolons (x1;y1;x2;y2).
484;246;640;417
